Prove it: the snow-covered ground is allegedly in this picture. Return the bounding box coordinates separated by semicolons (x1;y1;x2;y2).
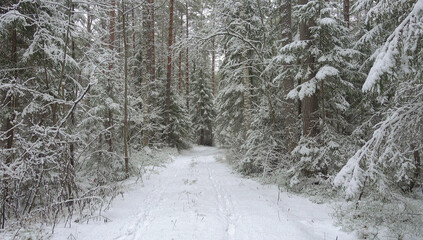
52;146;354;240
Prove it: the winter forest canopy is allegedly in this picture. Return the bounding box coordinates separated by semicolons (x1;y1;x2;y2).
1;0;422;239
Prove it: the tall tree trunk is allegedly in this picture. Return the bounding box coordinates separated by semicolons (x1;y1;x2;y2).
211;38;216;96
68;2;76;203
299;0;319;137
211;2;217;97
200;129;204;145
122;0;129;177
106;0;116;152
410;144;421;191
1;21;17;230
344;0;350;28
53;0;72;124
161;18;165;72
131;4;136;55
117;6;122;54
282;0;296;152
142;0;155;147
241;6;251;135
413;149;421;188
87;9;92;33
185;3;190;111
165;0;174;128
178;12;183;92
59;1;72;103
172;13;177;87
242;51;251;134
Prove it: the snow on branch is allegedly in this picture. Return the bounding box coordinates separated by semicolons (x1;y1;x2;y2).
315;65;339;80
0;10;26;30
287;78;317;100
362;0;423;92
334;98;423;198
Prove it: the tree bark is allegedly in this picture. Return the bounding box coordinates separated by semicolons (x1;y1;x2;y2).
241;6;251;134
242;52;251;134
131;4;136;54
122;0;129;177
410;144;421;191
211;38;216;96
185;3;190;111
67;3;77;203
413;150;421;189
1;20;17;230
178;12;183;92
165;0;174;128
142;0;155;147
281;0;297;152
58;1;72;102
344;0;350;28
106;0;116;152
299;0;319;137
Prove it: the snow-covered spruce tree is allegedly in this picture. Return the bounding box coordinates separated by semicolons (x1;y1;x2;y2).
165;88;192;150
183;0;217;147
191;66;215;146
215;0;265;152
214;1;245;148
233;0;287;176
240;97;284;176
333;1;423;238
276;0;360;189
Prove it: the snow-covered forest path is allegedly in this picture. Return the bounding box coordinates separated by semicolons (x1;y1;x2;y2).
52;146;354;240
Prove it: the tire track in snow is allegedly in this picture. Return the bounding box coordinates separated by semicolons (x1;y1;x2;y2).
114;181;166;240
114;161;183;240
207;166;242;240
117;154;200;240
51;147;354;240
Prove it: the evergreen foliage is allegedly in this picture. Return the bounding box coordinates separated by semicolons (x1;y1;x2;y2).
191;68;214;146
1;0;422;238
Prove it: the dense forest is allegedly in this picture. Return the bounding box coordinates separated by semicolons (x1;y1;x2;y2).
1;0;422;239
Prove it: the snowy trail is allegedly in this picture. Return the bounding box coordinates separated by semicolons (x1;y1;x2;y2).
52;146;354;240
